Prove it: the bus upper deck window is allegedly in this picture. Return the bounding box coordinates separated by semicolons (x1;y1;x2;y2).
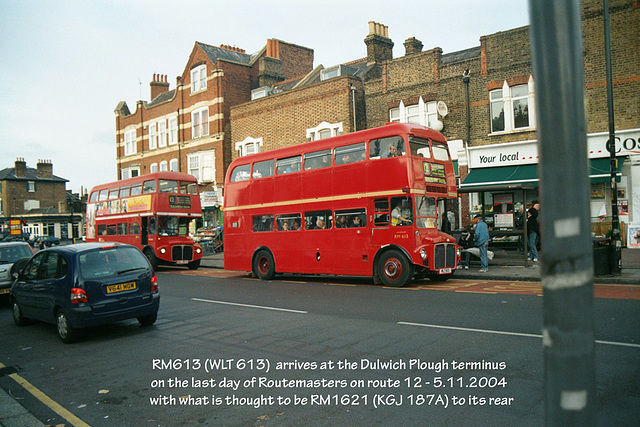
231;164;251;182
108;188;119;199
304;149;331;170
119;186;130;198
431;142;450;161
409;136;432;158
159;180;178;193
253;159;274;178
89;192;99;203
369;136;405;159
143;180;157;194
130;184;142;196
335;143;365;165
98;189;108;201
181;182;198;194
277;156;302;174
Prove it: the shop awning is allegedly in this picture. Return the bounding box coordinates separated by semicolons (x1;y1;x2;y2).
459;164;538;193
459;158;624;193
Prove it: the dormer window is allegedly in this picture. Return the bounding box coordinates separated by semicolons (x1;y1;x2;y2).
251;86;272;100
321;64;357;81
191;64;207;93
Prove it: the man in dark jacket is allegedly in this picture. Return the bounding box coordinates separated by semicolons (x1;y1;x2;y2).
527;207;540;262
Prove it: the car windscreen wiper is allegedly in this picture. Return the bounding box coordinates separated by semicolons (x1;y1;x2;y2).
117;267;147;275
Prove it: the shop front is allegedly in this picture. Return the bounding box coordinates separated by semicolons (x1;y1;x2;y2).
458;128;640;249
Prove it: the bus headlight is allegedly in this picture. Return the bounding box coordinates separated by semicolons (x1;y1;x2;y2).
160;247;167;254
196;247;202;254
420;248;427;260
457;248;461;258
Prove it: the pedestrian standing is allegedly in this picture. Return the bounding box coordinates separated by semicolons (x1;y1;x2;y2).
473;214;490;272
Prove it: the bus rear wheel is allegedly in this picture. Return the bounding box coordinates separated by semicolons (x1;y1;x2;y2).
378;249;413;287
144;248;158;271
253;249;275;280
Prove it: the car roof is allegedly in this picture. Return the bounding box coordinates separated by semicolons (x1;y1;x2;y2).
43;242;133;254
0;241;31;247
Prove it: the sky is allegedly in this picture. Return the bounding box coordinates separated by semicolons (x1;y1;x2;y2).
0;0;529;194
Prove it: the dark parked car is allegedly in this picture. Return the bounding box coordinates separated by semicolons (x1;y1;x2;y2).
10;242;159;343
32;235;61;249
0;242;35;296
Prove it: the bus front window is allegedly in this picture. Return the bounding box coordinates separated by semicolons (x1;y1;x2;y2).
158;216;191;236
415;196;437;228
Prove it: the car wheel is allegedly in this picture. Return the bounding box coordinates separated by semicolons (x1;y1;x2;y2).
252;249;275;280
138;313;158;326
11;299;29;326
56;310;78;344
378;249;413;287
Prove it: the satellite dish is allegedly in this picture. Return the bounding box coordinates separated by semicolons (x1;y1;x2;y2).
437;101;449;117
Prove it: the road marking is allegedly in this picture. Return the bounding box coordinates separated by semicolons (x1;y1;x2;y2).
192;298;308;314
0;363;89;427
397;322;640;349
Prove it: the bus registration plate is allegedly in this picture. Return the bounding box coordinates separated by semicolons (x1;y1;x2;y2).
176;260;188;264
439;268;452;274
106;281;136;294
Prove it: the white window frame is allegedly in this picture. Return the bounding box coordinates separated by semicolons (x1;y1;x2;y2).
148;122;157;150
187;151;215;183
191;64;207;93
124;128;137;156
168;116;178;145
235;136;263;157
306;121;343;141
170;158;179;172
121;166;140;180
489;76;536;135
150;163;158;173
158;119;167;148
27;181;36;192
191;107;209;139
389;98;438;128
159;161;168;172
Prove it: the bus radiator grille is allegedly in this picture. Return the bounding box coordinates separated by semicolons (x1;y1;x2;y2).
172;245;194;261
434;243;456;269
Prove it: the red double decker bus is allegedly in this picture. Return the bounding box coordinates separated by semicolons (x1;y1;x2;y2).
86;172;203;270
224;123;459;287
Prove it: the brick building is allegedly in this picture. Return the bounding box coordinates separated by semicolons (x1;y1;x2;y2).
0;158;82;239
225;0;639;244
114;39;314;226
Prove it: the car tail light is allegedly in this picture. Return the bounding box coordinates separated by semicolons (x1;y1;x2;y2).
151;275;158;293
70;288;88;304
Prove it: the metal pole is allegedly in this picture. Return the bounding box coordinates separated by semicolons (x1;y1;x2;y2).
529;0;596;425
604;0;622;274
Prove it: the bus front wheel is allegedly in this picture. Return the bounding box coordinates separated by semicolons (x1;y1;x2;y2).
378;249;413;287
253;250;275;280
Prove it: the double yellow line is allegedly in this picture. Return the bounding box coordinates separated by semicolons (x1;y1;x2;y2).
0;362;89;426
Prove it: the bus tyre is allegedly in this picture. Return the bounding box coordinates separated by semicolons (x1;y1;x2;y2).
253;250;275;280
144;248;158;271
188;259;201;270
378;249;413;287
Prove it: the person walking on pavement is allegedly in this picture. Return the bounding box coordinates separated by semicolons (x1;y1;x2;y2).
527;207;540;262
473;214;490;272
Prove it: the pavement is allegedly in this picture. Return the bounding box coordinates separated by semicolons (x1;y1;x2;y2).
198;247;640;285
3;247;639;426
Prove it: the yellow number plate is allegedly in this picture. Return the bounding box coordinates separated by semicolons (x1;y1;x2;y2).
106;281;136;294
0;288;10;295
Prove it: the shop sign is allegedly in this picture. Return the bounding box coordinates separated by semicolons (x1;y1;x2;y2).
201;191;219;208
468;128;640;169
9;219;22;235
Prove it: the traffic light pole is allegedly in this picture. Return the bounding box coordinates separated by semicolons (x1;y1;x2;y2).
529;0;596;424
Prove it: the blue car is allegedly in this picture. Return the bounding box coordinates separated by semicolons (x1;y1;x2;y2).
10;242;159;343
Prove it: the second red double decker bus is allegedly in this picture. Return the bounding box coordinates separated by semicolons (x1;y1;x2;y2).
86;172;203;270
224;123;460;287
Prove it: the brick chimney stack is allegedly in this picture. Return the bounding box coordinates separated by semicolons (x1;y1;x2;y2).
14;158;27;178
37;159;53;179
150;73;170;101
365;21;394;64
404;37;423;55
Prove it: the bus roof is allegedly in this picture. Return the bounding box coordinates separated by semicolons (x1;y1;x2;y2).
88;171;198;193
227;122;446;170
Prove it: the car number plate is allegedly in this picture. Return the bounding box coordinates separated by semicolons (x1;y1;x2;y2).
0;288;9;295
106;281;137;294
439;268;452;274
